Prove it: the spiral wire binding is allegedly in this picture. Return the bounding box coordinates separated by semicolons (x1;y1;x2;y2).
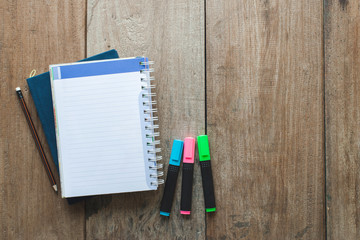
146;133;160;138
143;100;157;106
141;77;155;82
145;116;158;122
140;59;163;187
145;125;159;130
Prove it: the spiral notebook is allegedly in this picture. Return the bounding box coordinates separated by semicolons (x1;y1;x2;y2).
50;57;163;198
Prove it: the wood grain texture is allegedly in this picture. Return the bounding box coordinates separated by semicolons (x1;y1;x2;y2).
86;1;205;239
325;0;360;239
206;1;324;239
0;0;85;239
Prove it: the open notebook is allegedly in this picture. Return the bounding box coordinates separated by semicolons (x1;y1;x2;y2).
50;57;163;198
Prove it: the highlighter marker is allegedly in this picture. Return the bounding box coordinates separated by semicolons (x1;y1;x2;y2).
197;135;216;212
160;140;184;216
180;137;195;215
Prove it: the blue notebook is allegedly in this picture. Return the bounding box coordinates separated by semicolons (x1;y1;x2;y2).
27;50;119;172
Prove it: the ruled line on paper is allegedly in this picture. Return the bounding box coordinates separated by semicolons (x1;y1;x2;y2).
71;180;148;188
68;164;146;173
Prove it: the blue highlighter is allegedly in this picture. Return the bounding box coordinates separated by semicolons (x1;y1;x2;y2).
160;140;184;216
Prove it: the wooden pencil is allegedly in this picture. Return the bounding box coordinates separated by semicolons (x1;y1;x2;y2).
16;87;58;193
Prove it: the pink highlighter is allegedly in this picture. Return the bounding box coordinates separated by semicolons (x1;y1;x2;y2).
180;137;195;215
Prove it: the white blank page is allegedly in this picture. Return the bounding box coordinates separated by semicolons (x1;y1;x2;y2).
53;72;150;198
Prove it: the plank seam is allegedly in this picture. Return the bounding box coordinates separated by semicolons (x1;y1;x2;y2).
204;0;208;239
204;0;207;137
323;0;327;239
85;0;88;59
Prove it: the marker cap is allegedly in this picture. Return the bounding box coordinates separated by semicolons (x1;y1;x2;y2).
206;207;216;212
169;140;184;166
183;137;195;164
180;210;191;215
197;135;210;161
160;211;170;216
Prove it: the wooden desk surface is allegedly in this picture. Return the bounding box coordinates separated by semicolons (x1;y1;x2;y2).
1;1;359;239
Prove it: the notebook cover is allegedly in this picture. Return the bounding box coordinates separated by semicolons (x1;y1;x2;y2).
27;49;119;204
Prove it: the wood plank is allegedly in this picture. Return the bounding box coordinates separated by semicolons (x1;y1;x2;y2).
0;1;86;239
86;1;205;239
206;1;324;239
325;1;360;239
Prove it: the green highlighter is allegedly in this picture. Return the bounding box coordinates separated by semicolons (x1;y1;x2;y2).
197;135;216;212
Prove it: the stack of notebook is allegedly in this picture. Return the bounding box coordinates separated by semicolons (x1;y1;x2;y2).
27;50;163;201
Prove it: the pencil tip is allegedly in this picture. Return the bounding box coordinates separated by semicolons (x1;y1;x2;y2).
53;185;58;192
16;87;21;91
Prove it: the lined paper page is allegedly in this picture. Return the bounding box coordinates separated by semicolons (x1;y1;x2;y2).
53;71;149;197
